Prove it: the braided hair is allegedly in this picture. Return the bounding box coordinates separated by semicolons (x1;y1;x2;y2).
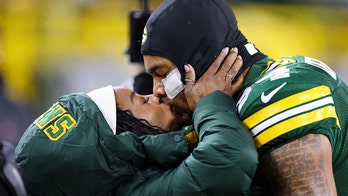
116;106;167;136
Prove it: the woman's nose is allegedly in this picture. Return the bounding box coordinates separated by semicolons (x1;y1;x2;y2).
148;95;160;104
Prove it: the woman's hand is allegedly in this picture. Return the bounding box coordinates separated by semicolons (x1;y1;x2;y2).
184;47;245;111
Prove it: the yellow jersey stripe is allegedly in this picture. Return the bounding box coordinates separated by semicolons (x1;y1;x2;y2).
251;96;335;136
243;85;331;129
254;105;338;148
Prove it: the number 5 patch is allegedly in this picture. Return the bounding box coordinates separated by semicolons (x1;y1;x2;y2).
34;103;77;141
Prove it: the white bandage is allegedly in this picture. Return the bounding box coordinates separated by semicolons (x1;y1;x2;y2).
162;68;185;99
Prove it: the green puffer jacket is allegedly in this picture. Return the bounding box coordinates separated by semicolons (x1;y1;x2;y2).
15;93;191;196
115;91;259;196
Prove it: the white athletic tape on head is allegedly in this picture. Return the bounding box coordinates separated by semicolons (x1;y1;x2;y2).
162;68;185;99
245;43;258;55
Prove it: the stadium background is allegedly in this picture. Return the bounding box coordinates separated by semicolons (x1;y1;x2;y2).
0;0;347;114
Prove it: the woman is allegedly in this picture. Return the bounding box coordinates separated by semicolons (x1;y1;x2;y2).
15;85;193;196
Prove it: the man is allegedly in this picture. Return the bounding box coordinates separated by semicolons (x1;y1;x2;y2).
138;0;348;195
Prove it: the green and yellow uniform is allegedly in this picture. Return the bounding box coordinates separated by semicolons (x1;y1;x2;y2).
237;56;348;195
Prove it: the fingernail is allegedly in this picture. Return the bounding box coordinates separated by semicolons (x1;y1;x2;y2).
184;64;190;72
238;55;242;60
221;47;228;54
233;47;238;52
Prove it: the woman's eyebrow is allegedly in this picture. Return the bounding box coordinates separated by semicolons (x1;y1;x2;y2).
130;91;136;105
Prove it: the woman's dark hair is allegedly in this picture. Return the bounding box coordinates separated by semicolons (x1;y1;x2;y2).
116;106;167;136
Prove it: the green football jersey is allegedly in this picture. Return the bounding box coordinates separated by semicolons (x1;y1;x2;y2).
237;56;348;195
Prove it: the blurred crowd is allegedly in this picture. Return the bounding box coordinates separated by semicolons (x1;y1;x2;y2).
0;52;34;145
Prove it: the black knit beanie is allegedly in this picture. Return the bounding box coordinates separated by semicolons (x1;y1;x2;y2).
141;0;266;82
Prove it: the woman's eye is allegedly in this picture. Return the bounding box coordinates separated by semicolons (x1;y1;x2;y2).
143;97;149;104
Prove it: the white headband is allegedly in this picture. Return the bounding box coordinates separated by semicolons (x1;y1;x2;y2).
87;85;117;134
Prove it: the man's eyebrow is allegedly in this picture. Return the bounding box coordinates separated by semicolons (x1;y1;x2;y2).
147;63;166;74
130;91;135;105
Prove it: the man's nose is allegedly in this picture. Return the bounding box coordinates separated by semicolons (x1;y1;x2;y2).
153;79;167;98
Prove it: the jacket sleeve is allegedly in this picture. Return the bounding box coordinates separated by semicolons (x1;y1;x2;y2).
138;130;192;168
115;91;258;196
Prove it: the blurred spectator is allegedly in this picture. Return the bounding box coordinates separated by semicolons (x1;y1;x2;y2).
0;140;27;196
121;10;153;95
0;76;35;145
121;64;153;95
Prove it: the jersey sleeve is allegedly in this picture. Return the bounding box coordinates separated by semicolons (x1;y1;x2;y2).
238;56;343;157
115;91;258;195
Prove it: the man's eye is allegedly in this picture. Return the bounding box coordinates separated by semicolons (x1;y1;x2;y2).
157;74;167;79
155;71;169;79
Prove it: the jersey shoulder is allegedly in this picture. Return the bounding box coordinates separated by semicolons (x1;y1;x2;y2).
237;56;342;155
